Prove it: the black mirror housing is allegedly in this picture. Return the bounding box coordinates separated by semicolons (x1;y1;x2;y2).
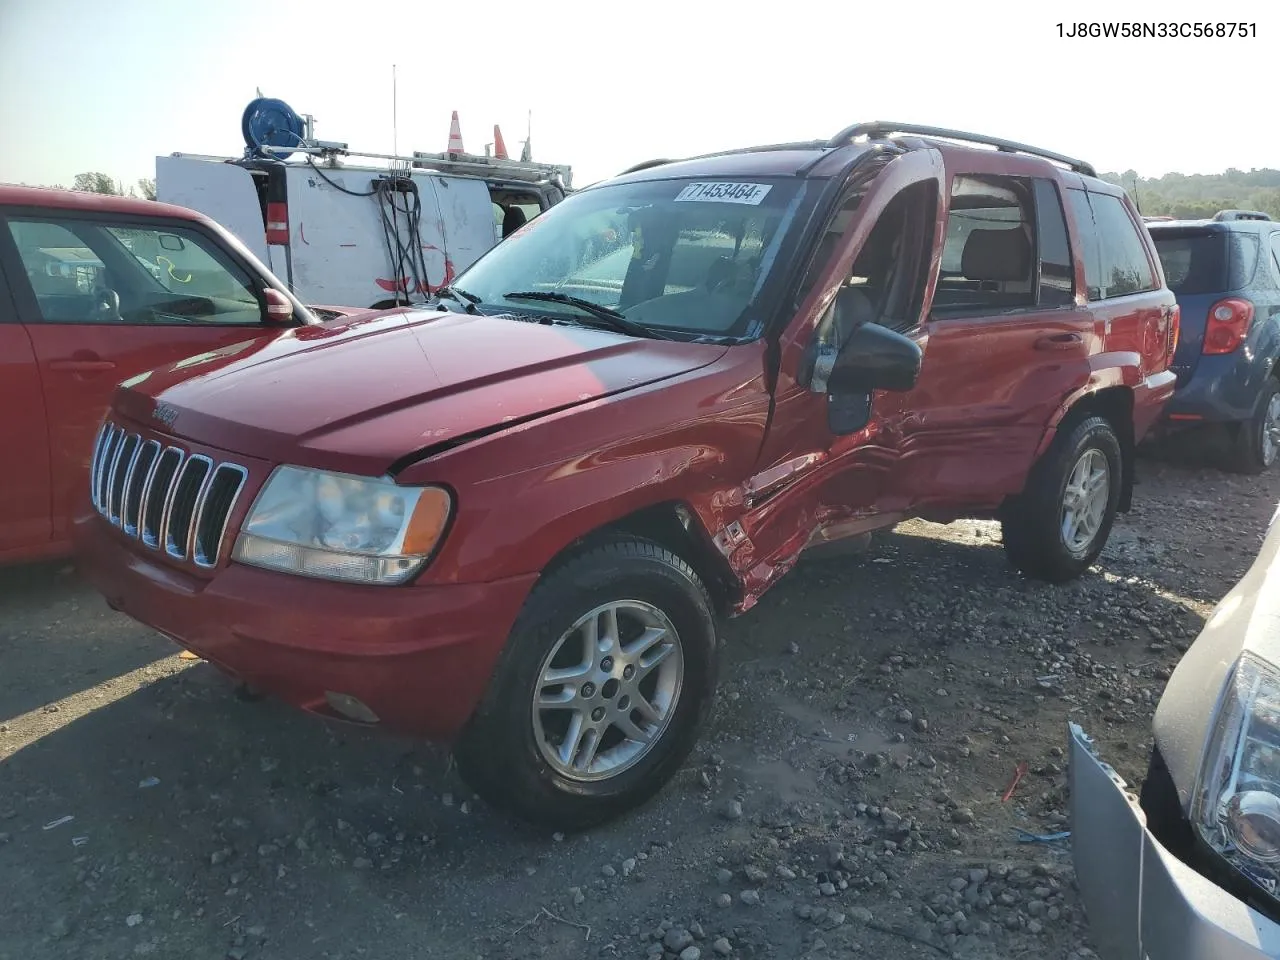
828;321;922;395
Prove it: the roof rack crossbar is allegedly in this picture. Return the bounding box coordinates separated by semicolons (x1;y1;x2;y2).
826;121;1097;177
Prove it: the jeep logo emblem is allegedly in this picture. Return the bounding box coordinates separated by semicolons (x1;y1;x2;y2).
153;403;179;428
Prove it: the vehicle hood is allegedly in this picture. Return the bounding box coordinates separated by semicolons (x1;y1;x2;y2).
1152;499;1280;809
112;309;728;474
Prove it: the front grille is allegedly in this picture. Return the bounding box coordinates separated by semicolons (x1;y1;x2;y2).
91;422;248;569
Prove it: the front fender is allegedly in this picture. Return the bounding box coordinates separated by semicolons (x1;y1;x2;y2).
395;343;773;585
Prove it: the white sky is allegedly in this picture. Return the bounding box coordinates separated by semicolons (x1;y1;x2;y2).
0;0;1275;191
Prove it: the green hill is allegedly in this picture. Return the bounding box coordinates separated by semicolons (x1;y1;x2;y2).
1099;168;1280;220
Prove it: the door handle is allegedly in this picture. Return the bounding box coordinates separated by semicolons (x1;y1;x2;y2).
1034;333;1082;351
49;359;116;372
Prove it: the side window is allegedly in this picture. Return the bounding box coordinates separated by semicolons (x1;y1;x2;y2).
1088;193;1158;298
1226;232;1261;289
934;175;1035;313
1272;234;1280;286
1033;180;1074;306
1066;189;1103;300
7;216;265;325
810;180;936;370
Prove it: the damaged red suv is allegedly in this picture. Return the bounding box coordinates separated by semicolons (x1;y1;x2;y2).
76;122;1179;828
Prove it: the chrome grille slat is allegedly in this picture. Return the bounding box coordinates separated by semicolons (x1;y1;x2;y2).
193;465;248;568
154;449;187;552
90;422;248;569
141;447;183;547
122;441;161;536
108;435;140;524
89;423;110;510
165;455;213;560
94;426;122;513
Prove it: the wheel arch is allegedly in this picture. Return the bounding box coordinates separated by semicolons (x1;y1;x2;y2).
538;500;740;617
1038;385;1136;512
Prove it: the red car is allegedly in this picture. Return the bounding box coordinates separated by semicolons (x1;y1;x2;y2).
75;123;1179;828
0;185;356;566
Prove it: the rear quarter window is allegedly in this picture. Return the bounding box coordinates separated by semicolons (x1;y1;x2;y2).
1227;232;1261;289
1088;192;1158;298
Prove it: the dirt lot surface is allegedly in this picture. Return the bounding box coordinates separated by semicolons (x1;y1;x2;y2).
3;450;1279;960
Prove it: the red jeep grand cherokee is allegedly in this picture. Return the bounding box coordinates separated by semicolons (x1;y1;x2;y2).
75;123;1179;828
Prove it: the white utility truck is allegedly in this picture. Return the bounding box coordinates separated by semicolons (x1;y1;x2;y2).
157;98;572;310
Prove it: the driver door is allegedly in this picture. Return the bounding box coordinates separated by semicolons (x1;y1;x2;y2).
732;149;945;586
0;210;279;539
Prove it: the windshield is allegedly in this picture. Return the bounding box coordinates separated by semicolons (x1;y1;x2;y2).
452;176;806;338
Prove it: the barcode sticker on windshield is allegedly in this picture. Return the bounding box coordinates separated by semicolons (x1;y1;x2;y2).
674;182;772;205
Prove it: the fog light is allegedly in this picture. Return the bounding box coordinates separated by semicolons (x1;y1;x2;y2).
324;692;380;724
1226;791;1280;863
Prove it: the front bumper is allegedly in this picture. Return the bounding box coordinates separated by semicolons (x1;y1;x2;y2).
73;512;538;740
1069;723;1280;959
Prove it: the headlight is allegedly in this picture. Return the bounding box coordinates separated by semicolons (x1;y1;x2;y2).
1193;653;1280;892
233;466;451;585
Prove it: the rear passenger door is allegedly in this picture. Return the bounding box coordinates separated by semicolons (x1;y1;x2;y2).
0;210;281;541
1068;187;1170;402
877;168;1094;515
0;255;52;558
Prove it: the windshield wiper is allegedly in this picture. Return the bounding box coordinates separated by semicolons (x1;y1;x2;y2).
434;285;480;313
501;291;668;340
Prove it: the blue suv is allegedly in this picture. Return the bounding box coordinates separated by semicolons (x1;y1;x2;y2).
1146;210;1280;473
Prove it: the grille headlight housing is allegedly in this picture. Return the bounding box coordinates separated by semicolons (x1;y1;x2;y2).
1193;653;1280;895
233;466;451;585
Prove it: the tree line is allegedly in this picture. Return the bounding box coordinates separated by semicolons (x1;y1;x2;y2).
1101;168;1280;219
35;172;157;200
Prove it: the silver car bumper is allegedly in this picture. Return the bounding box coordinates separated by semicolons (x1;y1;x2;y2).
1070;723;1280;959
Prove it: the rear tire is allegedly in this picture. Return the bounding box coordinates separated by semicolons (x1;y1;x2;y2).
453;536;719;830
1226;379;1280;475
1001;415;1122;583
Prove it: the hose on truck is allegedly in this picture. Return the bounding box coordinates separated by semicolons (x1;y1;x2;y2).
373;177;431;307
302;158;431;307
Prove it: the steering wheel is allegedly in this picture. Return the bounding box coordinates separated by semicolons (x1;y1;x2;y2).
93;288;121;322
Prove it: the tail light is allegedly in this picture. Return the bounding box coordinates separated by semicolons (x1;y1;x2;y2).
1203;298;1254;355
265;202;289;245
1167;303;1180;363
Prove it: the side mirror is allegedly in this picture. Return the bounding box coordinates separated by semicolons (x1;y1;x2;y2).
828;320;923;395
262;287;295;324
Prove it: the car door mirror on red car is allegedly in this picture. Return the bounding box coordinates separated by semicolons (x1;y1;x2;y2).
828;320;923;396
261;287;295;325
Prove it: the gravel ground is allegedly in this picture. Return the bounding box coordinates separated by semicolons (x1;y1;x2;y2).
3;448;1278;960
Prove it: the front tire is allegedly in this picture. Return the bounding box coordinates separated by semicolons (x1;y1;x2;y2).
453;537;718;830
1226;379;1280;475
1001;415;1122;583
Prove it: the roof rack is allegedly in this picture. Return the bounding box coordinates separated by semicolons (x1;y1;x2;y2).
1213;209;1272;222
616;141;833;177
618;158;676;175
825;121;1097;178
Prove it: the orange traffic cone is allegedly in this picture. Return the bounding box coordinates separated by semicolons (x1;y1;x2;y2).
447;111;465;155
493;125;508;159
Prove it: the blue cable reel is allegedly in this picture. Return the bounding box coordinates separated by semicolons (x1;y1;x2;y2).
241;97;305;159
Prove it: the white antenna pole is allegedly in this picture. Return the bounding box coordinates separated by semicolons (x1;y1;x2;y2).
392;65;398;157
